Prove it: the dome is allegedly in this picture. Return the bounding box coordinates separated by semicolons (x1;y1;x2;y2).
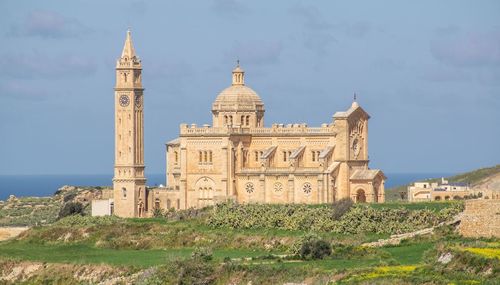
212;63;264;111
214;85;263;106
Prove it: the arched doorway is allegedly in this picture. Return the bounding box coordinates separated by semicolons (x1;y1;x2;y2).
356;189;366;203
195;177;216;207
435;196;441;201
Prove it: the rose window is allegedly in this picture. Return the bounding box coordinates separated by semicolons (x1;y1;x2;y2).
245;182;254;194
303;182;312;194
274;182;283;193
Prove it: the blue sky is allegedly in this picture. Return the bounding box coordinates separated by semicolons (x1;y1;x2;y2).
0;0;499;175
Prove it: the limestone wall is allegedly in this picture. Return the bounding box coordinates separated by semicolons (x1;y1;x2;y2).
459;200;500;238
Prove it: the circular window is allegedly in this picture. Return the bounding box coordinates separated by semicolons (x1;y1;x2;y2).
274;182;283;194
245;182;254;194
303;182;312;195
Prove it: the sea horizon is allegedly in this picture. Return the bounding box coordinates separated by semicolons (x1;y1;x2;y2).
0;172;453;201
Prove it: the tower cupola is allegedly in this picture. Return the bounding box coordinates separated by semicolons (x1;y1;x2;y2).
232;60;245;86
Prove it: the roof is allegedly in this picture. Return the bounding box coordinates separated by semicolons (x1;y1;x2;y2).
213;85;263;106
333;101;370;120
261;146;277;159
212;63;264;111
289;146;306;160
121;29;136;58
166;138;180;146
326;161;340;173
350;169;385;180
319;145;334;159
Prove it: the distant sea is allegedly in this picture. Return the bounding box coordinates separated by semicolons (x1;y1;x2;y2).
0;173;452;201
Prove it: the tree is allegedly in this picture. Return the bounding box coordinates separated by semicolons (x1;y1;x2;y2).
58;202;84;219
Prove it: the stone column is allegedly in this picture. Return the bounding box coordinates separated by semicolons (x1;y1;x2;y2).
288;174;295;203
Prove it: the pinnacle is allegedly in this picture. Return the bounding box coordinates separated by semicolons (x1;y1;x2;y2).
121;29;136;58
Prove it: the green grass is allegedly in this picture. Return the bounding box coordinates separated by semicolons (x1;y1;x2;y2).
383;242;433;265
368;201;460;212
0;238;433;270
0;241;275;268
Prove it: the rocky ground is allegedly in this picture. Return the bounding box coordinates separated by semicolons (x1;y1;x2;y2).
0;227;29;242
0;185;111;227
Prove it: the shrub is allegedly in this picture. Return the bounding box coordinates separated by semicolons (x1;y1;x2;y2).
55;215;122;227
206;202;463;235
299;239;331;260
290;233;322;255
331;198;354;220
63;193;77;203
152;207;164;218
191;247;213;262
58;202;84;219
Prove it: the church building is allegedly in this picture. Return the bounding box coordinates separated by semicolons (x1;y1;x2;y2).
111;31;386;218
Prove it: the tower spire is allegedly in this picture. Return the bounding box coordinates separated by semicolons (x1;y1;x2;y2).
121;28;136;58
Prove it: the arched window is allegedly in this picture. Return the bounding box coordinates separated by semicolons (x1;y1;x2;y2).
154;198;160;209
246;115;250;126
209;151;213;163
199;151;202;163
122;187;127;198
312;151;316;162
123;73;127;82
224;115;228;125
241;115;245;125
204;151;208;162
255;151;259;161
174;151;178;163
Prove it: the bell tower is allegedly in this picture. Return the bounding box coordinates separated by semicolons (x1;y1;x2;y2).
113;29;147;217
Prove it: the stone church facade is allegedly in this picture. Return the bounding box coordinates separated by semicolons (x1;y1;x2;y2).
111;31;385;218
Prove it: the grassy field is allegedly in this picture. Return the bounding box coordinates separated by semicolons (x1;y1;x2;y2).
0;240;430;268
0;201;497;284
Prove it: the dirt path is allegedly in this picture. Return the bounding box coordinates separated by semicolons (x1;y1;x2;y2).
0;227;29;241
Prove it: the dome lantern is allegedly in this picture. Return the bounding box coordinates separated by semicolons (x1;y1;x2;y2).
232;60;244;86
211;63;265;128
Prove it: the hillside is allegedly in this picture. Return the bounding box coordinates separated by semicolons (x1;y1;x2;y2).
0;201;499;284
386;164;500;201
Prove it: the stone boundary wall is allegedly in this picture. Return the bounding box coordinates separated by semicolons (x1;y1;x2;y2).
459;200;500;238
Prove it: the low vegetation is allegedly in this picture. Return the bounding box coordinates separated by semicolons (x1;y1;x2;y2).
1;192;498;284
206;201;463;234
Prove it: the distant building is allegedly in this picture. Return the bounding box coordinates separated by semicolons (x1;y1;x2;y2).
408;178;490;202
104;30;386;218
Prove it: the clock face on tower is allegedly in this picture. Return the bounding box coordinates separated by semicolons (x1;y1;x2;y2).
119;95;130;107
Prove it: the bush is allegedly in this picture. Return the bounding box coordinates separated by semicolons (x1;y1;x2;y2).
206;202;464;235
58;202;84;219
63;193;77;203
299;239;331;260
55;215;122;227
331;198;354;220
191;247;213;262
152;207;164;218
